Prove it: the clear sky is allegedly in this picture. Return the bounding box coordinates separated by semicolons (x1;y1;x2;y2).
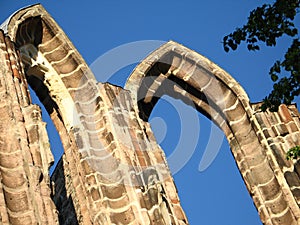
1;1;299;224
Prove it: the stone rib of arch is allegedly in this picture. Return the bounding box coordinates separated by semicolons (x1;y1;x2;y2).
4;4;189;224
4;5;101;224
0;30;59;225
125;41;299;224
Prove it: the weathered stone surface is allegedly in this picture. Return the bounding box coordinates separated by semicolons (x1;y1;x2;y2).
126;42;300;224
0;29;58;225
0;4;299;225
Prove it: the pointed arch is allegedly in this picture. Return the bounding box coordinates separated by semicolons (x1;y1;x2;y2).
125;41;299;224
3;5;190;224
3;4;100;224
3;4;300;224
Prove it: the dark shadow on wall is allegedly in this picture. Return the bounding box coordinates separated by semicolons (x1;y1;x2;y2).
51;157;79;225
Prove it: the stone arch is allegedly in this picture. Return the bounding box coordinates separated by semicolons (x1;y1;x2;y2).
5;4;97;129
125;41;300;224
4;5;191;224
2;4;300;225
4;4;101;224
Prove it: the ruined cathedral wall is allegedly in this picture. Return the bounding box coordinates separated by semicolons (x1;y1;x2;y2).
0;30;58;225
125;41;300;225
251;103;300;222
1;4;300;225
2;5;188;225
50;83;188;225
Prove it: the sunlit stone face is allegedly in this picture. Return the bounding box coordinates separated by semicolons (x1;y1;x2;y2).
20;43;48;79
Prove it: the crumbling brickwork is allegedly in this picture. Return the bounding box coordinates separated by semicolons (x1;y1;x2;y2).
1;5;187;225
0;30;58;224
251;103;300;223
126;41;300;225
0;4;299;225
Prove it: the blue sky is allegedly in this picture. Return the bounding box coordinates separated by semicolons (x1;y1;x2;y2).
1;1;299;224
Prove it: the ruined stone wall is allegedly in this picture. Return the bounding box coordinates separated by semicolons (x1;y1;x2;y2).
1;5;188;225
50;83;188;225
251;103;300;223
125;41;300;225
0;30;58;225
0;4;300;225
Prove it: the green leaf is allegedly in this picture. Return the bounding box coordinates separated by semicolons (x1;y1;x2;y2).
271;74;278;82
222;0;299;112
231;43;237;50
286;146;300;160
223;36;228;42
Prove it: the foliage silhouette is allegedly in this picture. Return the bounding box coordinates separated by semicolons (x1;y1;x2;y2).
223;0;300;159
223;0;299;112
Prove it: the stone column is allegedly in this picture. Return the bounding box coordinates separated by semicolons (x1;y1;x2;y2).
0;30;58;225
